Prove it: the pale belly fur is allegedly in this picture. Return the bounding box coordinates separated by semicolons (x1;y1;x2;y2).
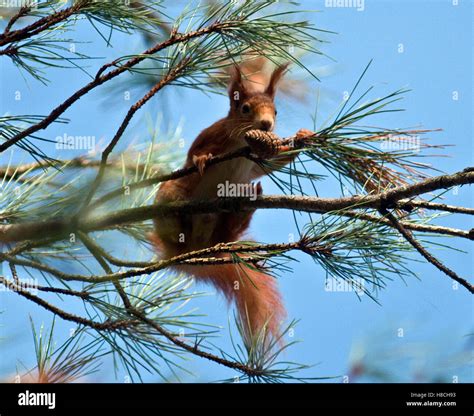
189;141;256;246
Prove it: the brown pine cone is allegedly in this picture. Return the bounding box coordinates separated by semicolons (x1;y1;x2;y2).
244;129;282;158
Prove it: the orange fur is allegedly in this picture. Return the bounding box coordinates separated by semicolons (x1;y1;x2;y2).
150;232;285;345
152;60;295;345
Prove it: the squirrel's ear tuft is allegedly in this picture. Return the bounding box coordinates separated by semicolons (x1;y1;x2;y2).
228;65;248;107
265;63;290;99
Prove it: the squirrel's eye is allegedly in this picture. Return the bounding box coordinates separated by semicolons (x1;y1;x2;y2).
242;104;250;114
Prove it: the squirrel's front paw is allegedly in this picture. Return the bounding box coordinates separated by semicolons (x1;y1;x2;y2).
295;128;315;141
193;153;213;175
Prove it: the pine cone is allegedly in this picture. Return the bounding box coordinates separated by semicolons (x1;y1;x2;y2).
244;129;281;158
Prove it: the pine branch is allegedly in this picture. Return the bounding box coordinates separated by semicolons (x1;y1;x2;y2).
1;168;472;242
0;238;329;284
379;208;473;293
7;264;90;298
87;252;272;378
0;157;161;181
2;164;471;292
340;210;472;240
0;268;269;378
0;1;86;47
126;306;268;378
3;4;32;35
1;1;323;156
0;23;222;153
23;317;106;383
398;199;474;215
0;276;140;331
86;145;257;210
79;57;191;212
1;1;471;383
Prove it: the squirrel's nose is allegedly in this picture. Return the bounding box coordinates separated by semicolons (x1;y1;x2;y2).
259;119;273;131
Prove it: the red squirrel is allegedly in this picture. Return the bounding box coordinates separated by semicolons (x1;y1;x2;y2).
152;61;312;345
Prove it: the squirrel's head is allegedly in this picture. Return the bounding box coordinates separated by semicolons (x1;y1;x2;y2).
228;63;289;132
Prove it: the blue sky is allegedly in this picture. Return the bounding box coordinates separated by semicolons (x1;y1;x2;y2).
0;0;472;382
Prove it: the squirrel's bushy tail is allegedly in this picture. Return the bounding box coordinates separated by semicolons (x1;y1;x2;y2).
180;259;285;344
150;233;285;345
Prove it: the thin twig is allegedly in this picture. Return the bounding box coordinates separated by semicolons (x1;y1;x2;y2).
5;274;90;298
128;306;265;377
9;262;19;283
0;1;86;47
398;199;474;215
3;5;31;34
341;210;473;240
78;231;133;310
0;276;139;330
77;232;149;267
379;208;473;293
0;157;159;181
